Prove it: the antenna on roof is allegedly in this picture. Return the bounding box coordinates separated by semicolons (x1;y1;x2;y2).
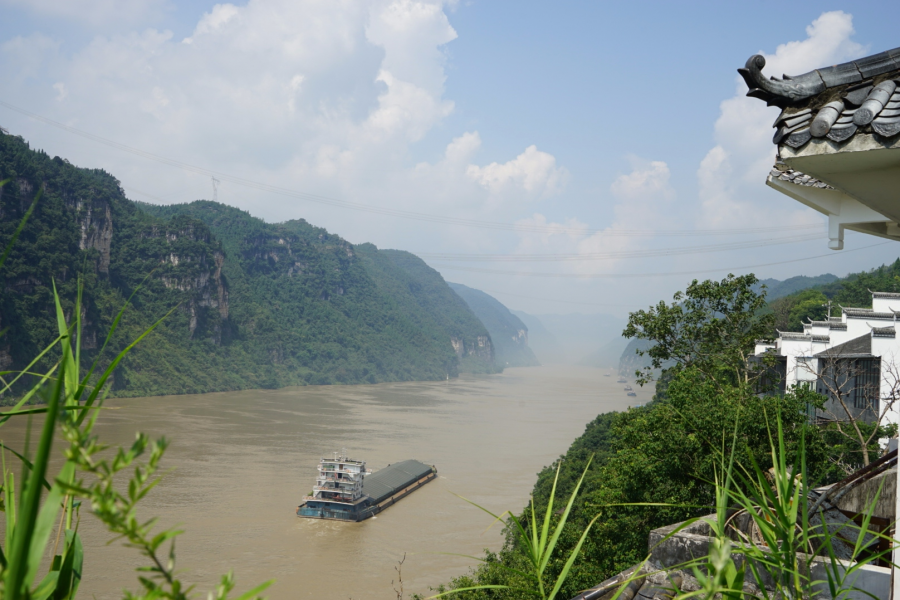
822;300;833;318
211;176;220;202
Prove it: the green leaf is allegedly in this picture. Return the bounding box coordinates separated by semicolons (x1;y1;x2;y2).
25;463;74;586
5;356;64;600
231;579;275;600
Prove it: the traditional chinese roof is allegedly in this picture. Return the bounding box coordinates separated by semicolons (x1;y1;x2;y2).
872;326;897;338
740;47;900;147
778;331;811;341
812;335;830;343
769;163;832;188
815;333;873;358
871;291;900;299
843;307;896;320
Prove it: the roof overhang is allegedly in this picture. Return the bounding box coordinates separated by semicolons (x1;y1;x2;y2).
776;134;900;249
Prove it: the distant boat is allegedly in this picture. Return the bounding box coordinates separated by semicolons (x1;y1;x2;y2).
627;391;637;397
617;378;626;383
624;385;633;391
604;374;610;377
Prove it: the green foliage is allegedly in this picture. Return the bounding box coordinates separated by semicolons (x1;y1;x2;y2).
818;419;896;481
769;289;828;332
622;274;774;386
435;459;600;600
681;416;893;599
438;367;827;599
767;257;900;333
0;132;495;401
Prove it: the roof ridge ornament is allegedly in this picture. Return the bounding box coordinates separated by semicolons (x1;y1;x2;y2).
739;46;900;107
738;55;825;107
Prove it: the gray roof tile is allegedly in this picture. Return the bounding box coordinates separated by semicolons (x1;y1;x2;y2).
739;47;900;106
843;308;896;319
815;334;872;357
779;331;812;341
768;164;832;189
741;46;900;147
872;327;896;338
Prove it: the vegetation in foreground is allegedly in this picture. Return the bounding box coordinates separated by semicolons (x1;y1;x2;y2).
433;274;894;599
0;182;269;598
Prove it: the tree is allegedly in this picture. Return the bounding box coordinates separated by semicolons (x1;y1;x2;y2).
796;349;898;471
622;274;774;387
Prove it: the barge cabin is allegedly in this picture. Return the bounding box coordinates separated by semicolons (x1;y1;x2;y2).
298;451;436;522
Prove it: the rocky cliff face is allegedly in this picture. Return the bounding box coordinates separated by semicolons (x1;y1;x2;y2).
0;131;500;398
448;283;539;368
450;334;493;361
73;196;113;274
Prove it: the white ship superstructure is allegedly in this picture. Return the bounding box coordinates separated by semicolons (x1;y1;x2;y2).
312;449;366;503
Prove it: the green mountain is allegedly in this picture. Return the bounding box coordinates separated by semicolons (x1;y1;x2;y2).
510;310;561;364
769;259;900;332
448;283;539;368
0;131;496;400
757;273;838;300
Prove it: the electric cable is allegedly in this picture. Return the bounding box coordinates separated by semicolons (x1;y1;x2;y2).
418;241;893;279
0;99;826;238
415;232;825;262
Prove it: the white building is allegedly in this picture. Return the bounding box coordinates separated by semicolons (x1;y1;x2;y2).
756;291;900;429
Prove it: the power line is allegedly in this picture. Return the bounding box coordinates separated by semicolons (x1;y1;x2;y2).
471;287;640;308
1;98;826;237
416;232;825;262
425;241;894;279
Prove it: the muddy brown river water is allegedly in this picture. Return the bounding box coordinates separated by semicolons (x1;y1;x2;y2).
1;365;652;599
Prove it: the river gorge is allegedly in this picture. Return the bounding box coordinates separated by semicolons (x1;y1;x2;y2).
4;366;652;599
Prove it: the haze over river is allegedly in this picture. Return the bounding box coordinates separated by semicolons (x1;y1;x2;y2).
6;366;652;599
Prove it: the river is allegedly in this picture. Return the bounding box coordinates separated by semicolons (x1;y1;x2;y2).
3;365;652;599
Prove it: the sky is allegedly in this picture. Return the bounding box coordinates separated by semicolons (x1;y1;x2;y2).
1;1;898;319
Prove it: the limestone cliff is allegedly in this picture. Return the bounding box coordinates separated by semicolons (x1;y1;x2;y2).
448;283;539;368
1;131;500;398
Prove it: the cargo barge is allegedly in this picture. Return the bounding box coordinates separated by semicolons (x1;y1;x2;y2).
297;450;437;522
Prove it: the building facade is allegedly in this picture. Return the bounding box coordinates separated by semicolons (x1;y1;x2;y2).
754;291;900;427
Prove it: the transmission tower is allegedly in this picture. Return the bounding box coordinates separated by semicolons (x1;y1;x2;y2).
211;177;220;202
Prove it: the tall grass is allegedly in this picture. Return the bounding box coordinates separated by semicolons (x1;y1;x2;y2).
437;413;894;600
0;181;272;599
433;457;601;599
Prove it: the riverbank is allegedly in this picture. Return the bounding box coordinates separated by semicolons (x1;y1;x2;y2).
1;365;652;599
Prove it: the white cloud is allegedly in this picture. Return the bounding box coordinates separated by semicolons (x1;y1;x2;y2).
508;157;674;275
609;158;674;203
697;11;866;228
467;145;567;199
52;82;67;102
0;0;170;27
0;0;566;249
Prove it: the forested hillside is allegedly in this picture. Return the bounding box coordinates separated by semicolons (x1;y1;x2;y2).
769;259;900;331
448;283;539;368
0;131;496;400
